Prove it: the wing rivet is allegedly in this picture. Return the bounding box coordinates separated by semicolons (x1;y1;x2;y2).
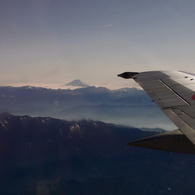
192;95;195;100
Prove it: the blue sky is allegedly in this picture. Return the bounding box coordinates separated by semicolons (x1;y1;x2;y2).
1;0;195;88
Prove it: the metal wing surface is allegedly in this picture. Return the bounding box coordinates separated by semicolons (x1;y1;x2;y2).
118;71;195;153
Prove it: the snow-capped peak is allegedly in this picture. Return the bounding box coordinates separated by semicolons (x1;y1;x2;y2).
65;79;89;88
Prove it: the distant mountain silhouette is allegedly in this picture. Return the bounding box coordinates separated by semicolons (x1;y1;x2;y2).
0;113;195;194
65;79;89;87
0;86;172;128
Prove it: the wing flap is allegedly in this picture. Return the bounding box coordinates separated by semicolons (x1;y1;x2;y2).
138;79;189;108
164;108;195;145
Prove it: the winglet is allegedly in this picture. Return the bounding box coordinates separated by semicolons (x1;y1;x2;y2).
118;72;139;79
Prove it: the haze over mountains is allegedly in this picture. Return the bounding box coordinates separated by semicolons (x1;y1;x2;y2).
0;85;175;129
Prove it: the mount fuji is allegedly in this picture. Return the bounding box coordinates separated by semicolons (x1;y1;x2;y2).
65;79;90;88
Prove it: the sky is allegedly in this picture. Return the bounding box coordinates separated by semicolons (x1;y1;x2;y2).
1;0;195;88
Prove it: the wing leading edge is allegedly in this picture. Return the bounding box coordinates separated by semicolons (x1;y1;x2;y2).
118;71;195;153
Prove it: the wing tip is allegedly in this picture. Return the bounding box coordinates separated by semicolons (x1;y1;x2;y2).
118;72;139;79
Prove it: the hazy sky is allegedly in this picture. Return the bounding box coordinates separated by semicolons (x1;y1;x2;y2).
1;0;195;88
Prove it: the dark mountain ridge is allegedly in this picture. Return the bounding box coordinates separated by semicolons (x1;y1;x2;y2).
0;113;195;194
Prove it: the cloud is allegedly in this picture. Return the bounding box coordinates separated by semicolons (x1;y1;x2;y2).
103;24;113;28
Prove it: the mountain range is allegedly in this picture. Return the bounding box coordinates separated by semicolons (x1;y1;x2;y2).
0;85;194;194
0;113;194;194
0;86;174;129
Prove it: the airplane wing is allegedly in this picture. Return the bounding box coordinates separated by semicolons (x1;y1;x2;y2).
118;71;195;153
